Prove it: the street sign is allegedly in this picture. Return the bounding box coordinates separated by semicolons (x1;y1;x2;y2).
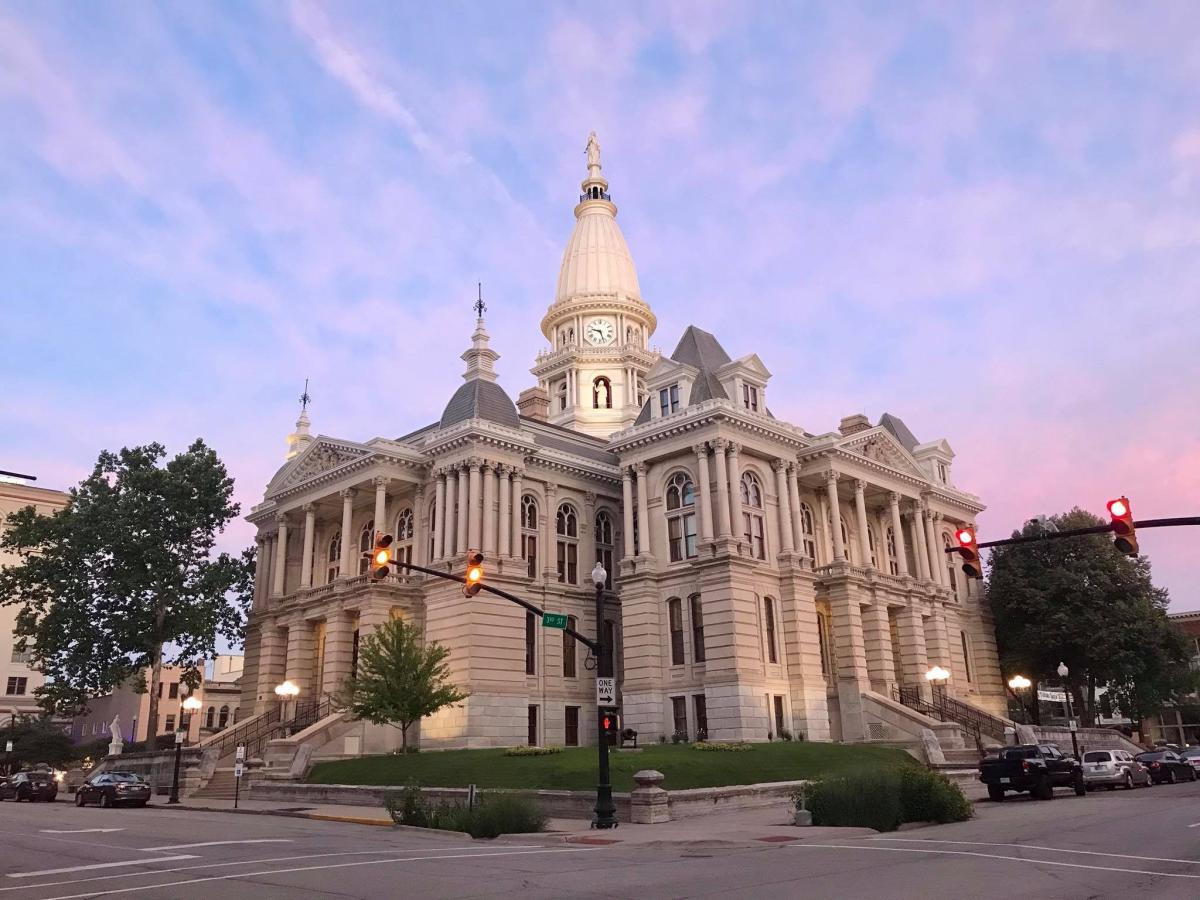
596;676;616;706
234;763;244;778
4;741;12;752
236;745;245;760
542;613;569;629
1037;689;1067;703
1068;719;1078;732
174;730;185;745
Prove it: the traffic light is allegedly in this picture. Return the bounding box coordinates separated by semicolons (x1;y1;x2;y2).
601;709;620;740
462;551;484;597
366;531;394;581
1107;496;1138;556
955;526;983;579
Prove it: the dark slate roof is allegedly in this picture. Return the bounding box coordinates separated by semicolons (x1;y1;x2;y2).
439;379;520;429
634;399;651;426
671;325;732;403
878;412;919;452
527;422;618;464
395;422;440;444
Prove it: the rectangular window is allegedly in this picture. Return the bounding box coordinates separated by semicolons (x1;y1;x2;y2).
524;535;537;578
565;706;579;747
659;384;680;416
743;384;758;412
555;543;577;584
774;695;786;736
744;513;765;560
669;599;685;665
694;694;708;740
168;682;179;699
10;647;29;664
5;677;27;696
764;598;778;664
563;616;577;678
527;705;538;746
669;514;698;562
164;714;176;733
690;595;706;663
671;696;688;738
158;682;164;698
525;612;536;675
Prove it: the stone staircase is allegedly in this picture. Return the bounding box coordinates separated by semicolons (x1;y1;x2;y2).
190;765;240;801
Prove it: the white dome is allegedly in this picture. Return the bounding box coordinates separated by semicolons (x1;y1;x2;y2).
554;201;642;305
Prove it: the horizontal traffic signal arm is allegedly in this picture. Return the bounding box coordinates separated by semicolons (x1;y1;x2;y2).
942;517;1200;552
384;558;601;655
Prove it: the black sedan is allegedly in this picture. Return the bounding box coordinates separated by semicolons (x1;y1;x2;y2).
1135;750;1198;784
0;771;59;802
75;772;152;808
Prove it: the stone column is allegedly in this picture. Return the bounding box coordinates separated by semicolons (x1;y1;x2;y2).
897;604;929;691
634;463;651;557
339;489;355;576
853;480;872;570
470;460;484;554
694;444;713;542
373;476;388;540
254;622;287;711
773;460;794;552
542;482;558;579
456;466;469;554
861;602;897;693
888;492;909;576
818;494;834;564
272;517;289;596
510;468;525;560
443;466;457;558
432;473;446;561
925;510;945;587
497;465;511;558
621;468;636;558
299;504;316;589
926;609;953;673
480;465;494;556
910;503;931;581
727;442;743;541
787;465;803;554
252;537;267;608
713;439;732;539
285;620;315;699
829;584;870;741
877;509;891;571
413;485;426;566
321;612;355;697
825;472;845;561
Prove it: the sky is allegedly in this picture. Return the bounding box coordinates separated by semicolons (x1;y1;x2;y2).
1;1;1198;610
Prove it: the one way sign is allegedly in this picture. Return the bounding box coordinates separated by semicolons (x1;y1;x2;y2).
595;677;616;706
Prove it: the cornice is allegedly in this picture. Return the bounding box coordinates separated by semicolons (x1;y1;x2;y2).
420;419;540;457
607;399;813;454
532;344;659;375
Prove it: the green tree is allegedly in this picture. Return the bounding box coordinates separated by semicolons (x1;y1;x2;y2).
987;508;1193;725
0;441;253;736
0;716;79;770
338;618;468;751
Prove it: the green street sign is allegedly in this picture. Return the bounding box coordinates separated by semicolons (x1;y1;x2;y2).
542;613;569;630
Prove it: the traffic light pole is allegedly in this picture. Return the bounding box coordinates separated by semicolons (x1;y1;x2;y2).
945;517;1200;552
593;578;617;830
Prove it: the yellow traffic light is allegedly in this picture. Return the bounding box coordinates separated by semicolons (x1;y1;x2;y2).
369;531;395;581
463;551;484;597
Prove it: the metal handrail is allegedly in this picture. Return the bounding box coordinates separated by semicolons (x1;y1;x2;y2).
205;706;281;761
894;685;984;747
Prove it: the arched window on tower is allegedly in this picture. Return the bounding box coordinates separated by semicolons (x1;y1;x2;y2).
592;376;612;409
741;472;766;560
521;495;538;578
799;502;818;560
326;530;342;584
556;503;578;584
867;525;879;568
395;507;414;566
665;472;697;561
557;380;568;412
595;510;614;588
358;520;374;575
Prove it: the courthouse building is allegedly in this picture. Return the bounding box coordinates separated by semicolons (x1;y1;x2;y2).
240;137;1006;754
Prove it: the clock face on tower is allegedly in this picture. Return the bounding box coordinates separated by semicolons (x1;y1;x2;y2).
585;318;615;346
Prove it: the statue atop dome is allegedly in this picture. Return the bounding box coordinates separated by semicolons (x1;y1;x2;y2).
586;131;601;173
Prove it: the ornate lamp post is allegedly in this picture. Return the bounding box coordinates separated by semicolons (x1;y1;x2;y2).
1008;675;1032;725
591;561;617;830
168;694;204;805
925;665;951;701
1057;662;1080;757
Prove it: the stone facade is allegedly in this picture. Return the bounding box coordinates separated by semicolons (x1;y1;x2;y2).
240;137;1007;752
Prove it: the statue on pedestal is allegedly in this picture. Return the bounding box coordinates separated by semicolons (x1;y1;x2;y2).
107;715;124;756
586;132;601;170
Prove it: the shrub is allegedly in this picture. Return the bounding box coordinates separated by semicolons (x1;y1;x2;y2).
504;745;563;757
671;731;688;744
806;768;971;832
383;782;430;828
384;787;546;838
693;741;753;752
779;729;793;742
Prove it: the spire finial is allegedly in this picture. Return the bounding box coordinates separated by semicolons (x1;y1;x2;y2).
473;282;486;319
299;377;311;413
286;378;314;461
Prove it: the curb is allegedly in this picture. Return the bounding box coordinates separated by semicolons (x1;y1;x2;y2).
168;803;393;828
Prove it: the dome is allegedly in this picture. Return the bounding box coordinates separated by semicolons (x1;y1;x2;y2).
554;203;642;305
439;379;520;429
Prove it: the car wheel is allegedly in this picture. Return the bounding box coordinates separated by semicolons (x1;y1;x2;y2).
1124;772;1134;790
1036;777;1054;800
135;801;148;808
1190;768;1198;782
1169;769;1178;784
99;794;111;809
75;793;85;807
987;785;1005;802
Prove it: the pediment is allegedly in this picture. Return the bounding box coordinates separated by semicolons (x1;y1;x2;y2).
268;439;370;492
842;429;929;480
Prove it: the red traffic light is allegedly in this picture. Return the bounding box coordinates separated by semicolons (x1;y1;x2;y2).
462;551;485;597
955;526;983;579
1107;496;1138;556
601;711;620;736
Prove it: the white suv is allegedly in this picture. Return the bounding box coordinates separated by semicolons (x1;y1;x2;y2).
1081;750;1150;790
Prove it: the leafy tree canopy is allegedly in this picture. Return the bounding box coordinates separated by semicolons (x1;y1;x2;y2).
338;617;468;751
0;440;254;730
0;716;80;769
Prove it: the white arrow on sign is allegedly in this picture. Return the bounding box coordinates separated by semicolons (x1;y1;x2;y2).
41;828;125;834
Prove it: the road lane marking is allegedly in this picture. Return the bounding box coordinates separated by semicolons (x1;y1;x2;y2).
138;839;292;851
1188;822;1200;828
8;857;198;879
867;837;1200;866
41;829;125;835
38;847;601;900
796;844;1200;880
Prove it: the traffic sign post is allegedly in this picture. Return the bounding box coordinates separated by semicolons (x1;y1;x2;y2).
234;760;244;809
542;613;569;629
595;677;616;706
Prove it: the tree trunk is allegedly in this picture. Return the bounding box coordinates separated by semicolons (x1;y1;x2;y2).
400;721;408;752
146;643;163;748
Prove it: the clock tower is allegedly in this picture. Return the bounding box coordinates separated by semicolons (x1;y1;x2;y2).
532;133;658;439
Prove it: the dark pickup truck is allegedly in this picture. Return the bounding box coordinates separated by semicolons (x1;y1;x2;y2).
979;744;1086;801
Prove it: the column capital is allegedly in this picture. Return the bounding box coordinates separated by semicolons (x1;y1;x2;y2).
511;466;526;480
633;461;649;477
544;480;559;496
414;484;425;499
930;511;944;523
275;513;290;527
725;441;741;455
853;478;867;495
787;462;799;477
480;460;493;473
693;442;709;457
712;437;728;452
825;470;840;487
495;463;510;477
302;502;315;513
584;491;597;509
467;457;482;470
888;491;902;506
372;475;390;488
621;466;633;482
339;487;356;499
771;458;788;473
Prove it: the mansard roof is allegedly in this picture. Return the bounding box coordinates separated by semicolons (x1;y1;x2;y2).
671;325;732;404
878;412;920;452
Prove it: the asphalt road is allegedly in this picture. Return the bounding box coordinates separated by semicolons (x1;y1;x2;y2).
1;779;1199;898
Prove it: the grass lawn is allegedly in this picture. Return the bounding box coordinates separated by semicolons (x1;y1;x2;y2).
307;742;918;792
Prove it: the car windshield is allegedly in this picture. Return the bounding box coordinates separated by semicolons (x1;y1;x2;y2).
1083;752;1112;762
1002;747;1039;760
1181;748;1200;759
108;773;141;782
1136;752;1166;761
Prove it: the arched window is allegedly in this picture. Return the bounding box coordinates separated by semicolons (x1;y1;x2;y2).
326;530;342;584
556;503;578;584
943;533;959;595
233;707;241;724
690;594;705;663
394;507;414;565
740;472;766;560
839;516;851;564
592;376;612;409
358;520;374;575
668;598;684;665
205;706;215;730
218;705;230;729
665;472;698;562
521;495;538;578
427;500;437;561
557;380;568;412
625;325;633;344
885;527;899;575
799;502;818;560
867;525;879;568
763;597;778;664
595;510;614;589
816;610;833;677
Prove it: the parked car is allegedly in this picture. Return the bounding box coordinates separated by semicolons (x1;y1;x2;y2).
0;770;59;802
979;744;1086;801
1134;750;1198;784
75;772;152;808
1081;750;1150;790
1178;747;1200;773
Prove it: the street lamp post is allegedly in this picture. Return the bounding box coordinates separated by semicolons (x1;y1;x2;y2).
168;695;203;805
275;680;299;732
1008;675;1032;724
591;562;617;830
1057;662;1080;757
925;665;951;703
